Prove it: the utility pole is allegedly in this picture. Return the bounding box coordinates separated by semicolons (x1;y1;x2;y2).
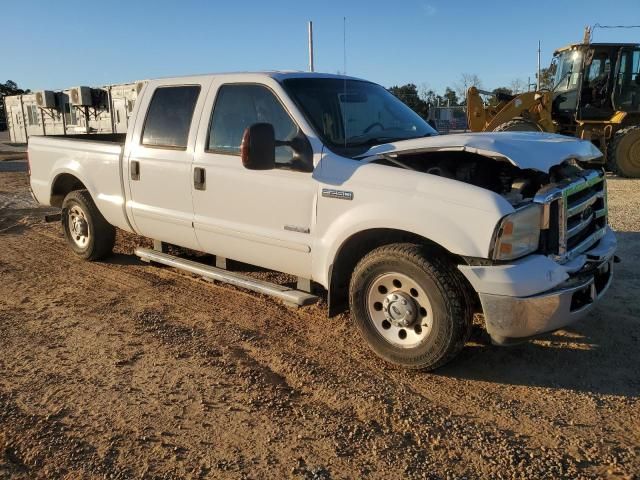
537;40;541;90
308;21;314;72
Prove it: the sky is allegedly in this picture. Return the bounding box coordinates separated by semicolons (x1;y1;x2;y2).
3;0;640;94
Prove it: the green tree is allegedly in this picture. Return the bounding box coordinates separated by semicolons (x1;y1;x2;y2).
388;83;429;119
492;87;514;97
537;67;555;90
1;80;31;131
443;87;459;106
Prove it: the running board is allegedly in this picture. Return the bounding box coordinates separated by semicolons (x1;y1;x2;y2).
134;247;319;307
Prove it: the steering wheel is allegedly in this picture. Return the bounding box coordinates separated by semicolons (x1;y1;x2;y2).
363;122;384;133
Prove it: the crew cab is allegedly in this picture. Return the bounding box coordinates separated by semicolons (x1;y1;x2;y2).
28;72;617;370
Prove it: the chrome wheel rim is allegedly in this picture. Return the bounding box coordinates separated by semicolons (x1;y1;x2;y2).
366;272;433;348
68;205;90;248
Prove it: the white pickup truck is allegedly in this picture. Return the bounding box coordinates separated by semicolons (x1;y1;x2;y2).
28;72;617;370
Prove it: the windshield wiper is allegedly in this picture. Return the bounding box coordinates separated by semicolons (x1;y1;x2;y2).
345;136;410;147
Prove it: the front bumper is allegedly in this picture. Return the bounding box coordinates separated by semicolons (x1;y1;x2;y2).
459;227;616;344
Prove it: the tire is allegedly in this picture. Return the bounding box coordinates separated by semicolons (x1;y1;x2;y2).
349;243;472;370
608;125;640;178
494;118;543;132
61;190;115;261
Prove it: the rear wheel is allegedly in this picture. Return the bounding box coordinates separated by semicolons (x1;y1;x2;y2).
494;118;543;132
608;125;640;178
62;190;115;261
349;243;472;370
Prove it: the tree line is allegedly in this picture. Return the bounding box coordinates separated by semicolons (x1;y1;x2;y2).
1;80;31;131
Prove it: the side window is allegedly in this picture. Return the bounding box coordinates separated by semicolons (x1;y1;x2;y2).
142;86;200;149
208;84;298;165
587;59;603;83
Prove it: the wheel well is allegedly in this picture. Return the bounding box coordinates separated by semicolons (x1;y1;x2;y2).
327;228;476;317
50;174;87;207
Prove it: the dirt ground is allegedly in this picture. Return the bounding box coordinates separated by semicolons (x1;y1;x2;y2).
0;160;638;480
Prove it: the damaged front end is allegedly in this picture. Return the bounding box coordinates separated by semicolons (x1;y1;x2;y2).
366;143;616;344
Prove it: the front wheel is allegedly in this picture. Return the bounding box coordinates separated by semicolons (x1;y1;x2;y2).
349;243;472;370
608;125;640;178
61;190;115;261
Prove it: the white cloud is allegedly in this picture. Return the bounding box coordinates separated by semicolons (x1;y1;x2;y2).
422;3;437;16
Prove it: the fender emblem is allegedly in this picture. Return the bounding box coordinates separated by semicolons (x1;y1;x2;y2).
322;188;354;201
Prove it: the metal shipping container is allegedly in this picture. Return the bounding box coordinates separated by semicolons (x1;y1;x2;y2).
4;81;146;143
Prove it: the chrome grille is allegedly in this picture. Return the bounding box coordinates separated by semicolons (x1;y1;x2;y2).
535;170;608;262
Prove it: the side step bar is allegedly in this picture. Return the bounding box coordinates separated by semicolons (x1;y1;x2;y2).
134;247;319;307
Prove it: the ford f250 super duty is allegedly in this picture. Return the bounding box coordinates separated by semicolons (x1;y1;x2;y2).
28;72;617;370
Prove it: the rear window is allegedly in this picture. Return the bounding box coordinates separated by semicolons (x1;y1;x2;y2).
141;86;200;149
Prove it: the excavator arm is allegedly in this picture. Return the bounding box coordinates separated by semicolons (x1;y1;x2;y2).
466;86;555;133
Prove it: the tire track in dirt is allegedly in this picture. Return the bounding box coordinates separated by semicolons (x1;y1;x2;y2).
1;174;638;478
5;227;634;478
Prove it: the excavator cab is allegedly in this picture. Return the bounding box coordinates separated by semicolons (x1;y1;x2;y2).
466;33;640;177
550;43;640;177
552;43;640;124
612;45;640;113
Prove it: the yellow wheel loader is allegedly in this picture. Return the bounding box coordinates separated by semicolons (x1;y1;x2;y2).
467;34;640;177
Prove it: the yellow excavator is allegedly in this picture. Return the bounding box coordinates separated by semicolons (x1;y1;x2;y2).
466;28;640;177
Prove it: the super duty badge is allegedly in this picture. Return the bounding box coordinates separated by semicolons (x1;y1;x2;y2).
322;188;354;201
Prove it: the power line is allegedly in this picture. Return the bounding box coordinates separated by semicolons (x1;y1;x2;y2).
590;23;640;42
592;24;640;29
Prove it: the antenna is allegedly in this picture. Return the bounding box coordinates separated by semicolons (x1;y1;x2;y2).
343;16;347;76
343;16;347;147
308;21;314;72
537;40;541;91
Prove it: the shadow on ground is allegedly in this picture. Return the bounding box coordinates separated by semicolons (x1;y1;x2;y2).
0;160;27;172
435;231;640;398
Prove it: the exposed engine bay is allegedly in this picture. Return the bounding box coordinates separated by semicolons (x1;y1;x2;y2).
373;150;590;206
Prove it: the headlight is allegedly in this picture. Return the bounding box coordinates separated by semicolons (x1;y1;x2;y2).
491;204;542;261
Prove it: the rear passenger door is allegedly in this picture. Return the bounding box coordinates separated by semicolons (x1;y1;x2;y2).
125;80;209;250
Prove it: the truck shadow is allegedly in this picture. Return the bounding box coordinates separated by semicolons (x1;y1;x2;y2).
106;253;147;266
437;231;640;398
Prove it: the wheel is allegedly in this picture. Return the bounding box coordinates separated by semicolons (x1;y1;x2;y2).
61;190;115;261
349;243;472;370
494;118;543;132
608;125;640;178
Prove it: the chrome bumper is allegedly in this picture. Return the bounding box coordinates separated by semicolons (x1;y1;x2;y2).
479;251;615;345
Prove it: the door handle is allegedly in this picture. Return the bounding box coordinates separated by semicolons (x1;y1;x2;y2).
194;167;206;190
131;160;140;180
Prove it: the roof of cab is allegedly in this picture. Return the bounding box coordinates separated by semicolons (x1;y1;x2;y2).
146;71;368;83
554;42;640;55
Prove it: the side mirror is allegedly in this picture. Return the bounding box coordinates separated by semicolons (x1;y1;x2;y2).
241;123;275;170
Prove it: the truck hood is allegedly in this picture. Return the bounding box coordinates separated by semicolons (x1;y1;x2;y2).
357;132;603;173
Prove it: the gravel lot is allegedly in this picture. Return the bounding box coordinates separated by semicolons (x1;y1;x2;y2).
0;160;638;479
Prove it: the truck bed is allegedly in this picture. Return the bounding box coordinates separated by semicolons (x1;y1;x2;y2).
28;134;130;232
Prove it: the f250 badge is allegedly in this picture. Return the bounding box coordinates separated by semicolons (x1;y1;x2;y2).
322;188;354;201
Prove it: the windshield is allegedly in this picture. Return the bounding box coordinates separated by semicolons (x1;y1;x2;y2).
281;78;437;154
553;50;583;92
